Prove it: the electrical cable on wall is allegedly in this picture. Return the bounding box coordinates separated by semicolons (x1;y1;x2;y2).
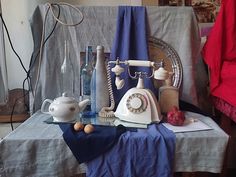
0;14;28;74
0;3;61;130
11;4;62;131
0;13;30;130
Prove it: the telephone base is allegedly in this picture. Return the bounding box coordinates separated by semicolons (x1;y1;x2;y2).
113;119;148;129
115;87;162;125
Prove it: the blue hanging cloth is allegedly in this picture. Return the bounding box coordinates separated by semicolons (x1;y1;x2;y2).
110;6;149;60
110;6;157;106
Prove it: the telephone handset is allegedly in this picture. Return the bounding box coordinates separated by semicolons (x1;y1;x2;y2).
99;59;169;125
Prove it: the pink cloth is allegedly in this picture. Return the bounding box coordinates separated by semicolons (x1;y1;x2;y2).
202;0;236;108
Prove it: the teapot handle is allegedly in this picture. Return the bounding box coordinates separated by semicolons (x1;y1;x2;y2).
41;99;53;114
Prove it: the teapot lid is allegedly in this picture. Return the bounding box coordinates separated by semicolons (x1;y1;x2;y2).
53;93;77;104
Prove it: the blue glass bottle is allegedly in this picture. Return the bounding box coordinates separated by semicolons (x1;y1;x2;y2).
80;46;95;117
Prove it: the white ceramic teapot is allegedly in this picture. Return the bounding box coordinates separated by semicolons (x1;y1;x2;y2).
41;93;90;122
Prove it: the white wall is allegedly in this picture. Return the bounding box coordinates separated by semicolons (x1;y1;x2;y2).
1;0;152;90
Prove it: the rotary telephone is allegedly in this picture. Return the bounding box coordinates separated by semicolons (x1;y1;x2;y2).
99;59;169;126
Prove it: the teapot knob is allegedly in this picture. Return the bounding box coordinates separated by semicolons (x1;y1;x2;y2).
62;92;68;97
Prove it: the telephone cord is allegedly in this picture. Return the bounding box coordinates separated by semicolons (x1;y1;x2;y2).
48;2;84;26
98;61;116;118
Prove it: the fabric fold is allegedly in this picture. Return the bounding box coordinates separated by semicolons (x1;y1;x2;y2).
87;124;176;177
59;124;127;164
110;6;149;60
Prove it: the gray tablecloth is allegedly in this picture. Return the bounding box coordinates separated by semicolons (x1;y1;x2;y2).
0;111;228;177
0;112;86;177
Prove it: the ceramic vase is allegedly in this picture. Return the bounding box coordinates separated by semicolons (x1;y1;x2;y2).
91;46;109;113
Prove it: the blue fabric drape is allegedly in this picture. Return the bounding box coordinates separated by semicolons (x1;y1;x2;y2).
110;6;157;106
87;124;176;177
59;124;127;164
110;6;149;60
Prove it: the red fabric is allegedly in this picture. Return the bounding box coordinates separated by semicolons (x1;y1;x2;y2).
202;0;236;108
212;96;236;123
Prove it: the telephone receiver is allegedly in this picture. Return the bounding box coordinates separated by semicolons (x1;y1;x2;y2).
111;62;125;90
110;59;169;89
115;76;125;89
99;58;169;126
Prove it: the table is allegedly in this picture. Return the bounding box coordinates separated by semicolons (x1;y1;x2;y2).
0;111;228;177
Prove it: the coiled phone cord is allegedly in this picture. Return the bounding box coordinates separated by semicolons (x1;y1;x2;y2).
33;2;84;101
98;61;116;118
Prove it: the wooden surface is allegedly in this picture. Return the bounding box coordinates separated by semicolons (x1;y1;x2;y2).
0;113;29;123
0;88;29;122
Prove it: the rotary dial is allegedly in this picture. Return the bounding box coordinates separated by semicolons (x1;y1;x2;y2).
126;93;147;113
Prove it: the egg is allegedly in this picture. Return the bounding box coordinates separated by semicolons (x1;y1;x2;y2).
84;124;95;134
73;122;84;132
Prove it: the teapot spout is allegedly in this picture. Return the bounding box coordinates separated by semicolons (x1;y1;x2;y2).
78;99;90;112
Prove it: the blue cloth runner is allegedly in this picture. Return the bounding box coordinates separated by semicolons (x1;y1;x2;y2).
87;124;176;177
110;6;157;106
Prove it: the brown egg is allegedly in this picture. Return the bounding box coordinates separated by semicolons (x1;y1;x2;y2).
84;124;95;134
74;122;84;132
